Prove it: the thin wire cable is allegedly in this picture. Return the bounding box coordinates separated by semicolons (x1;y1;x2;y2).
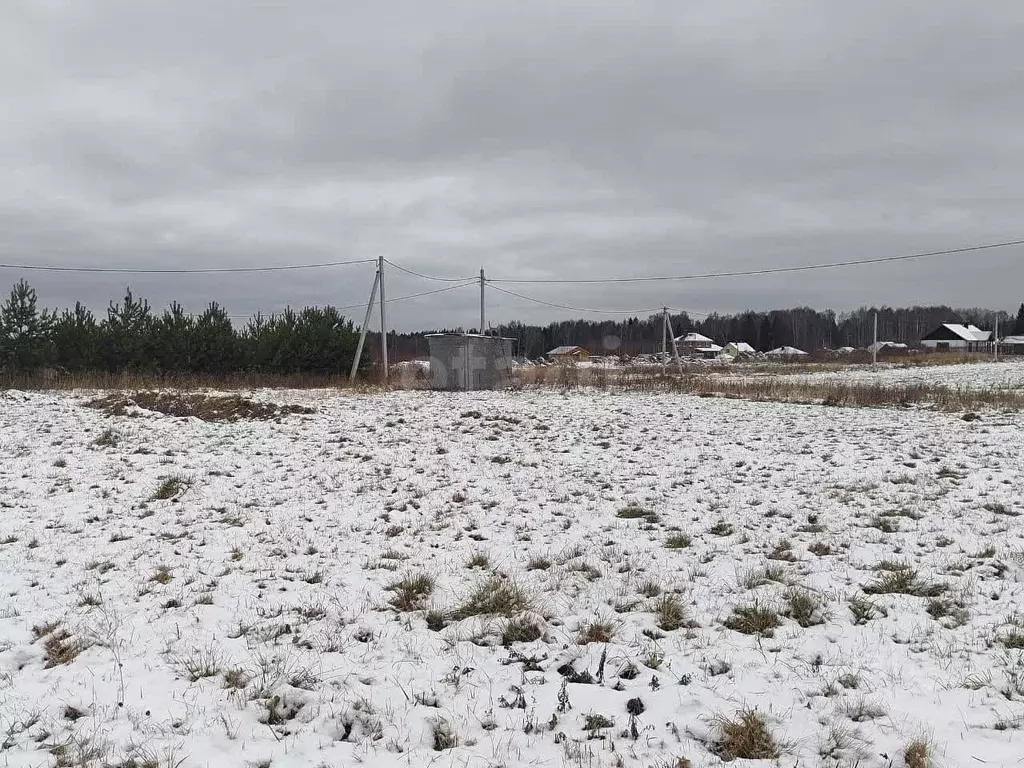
489;284;663;316
226;280;476;319
383;258;475;282
0;258;376;274
485;238;1024;284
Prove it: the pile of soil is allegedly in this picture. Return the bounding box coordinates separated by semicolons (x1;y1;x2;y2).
84;391;315;422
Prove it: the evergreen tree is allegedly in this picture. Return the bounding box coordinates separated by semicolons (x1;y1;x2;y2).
150;302;194;371
0;280;51;371
101;288;153;370
191;303;238;373
51;303;100;371
1015;303;1024;335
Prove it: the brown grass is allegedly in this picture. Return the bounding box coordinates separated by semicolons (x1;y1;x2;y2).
905;740;930;768
712;709;781;761
513;361;1023;411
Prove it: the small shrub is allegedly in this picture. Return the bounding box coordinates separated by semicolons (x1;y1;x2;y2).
724;603;781;636
386;573;435;612
712;709;780;761
584;713;615;731
767;540;797;562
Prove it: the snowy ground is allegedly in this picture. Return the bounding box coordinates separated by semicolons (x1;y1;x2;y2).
2;388;1024;768
766;361;1024;391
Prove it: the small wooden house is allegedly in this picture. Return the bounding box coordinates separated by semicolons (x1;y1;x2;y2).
548;345;590;362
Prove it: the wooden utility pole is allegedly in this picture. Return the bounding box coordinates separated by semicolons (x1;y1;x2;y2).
661;307;668;375
872;312;878;365
378;255;388;380
480;268;486;334
349;268;381;382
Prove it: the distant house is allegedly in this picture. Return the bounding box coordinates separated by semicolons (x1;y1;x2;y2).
674;332;715;355
920;324;992;352
695;343;723;359
868;341;909;355
722;342;756;356
999;335;1024;356
547;345;590;362
766;346;808;358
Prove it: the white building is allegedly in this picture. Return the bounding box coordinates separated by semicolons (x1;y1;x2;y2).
919;324;992;352
722;341;756;356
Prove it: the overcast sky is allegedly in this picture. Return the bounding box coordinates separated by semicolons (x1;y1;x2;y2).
3;0;1024;330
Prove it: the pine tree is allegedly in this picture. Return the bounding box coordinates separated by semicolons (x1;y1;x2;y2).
51;303;100;370
1014;303;1024;335
101;288;153;370
0;280;51;371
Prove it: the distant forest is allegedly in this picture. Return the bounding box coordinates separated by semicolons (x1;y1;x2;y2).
2;278;1024;373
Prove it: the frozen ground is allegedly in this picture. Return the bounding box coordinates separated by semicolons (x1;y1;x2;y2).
2;388;1024;768
769;361;1024;391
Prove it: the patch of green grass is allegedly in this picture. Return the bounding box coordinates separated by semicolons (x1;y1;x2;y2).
455;575;532;619
578;619;617;644
862;567;946;597
784;589;828;627
654;594;690;632
502;616;544;645
151;475;190;501
386;573;435;612
664;533;692;549
724;602;781;637
616;503;658;523
849;594;885;624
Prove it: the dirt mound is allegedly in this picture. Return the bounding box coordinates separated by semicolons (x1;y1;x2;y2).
84;391;315;422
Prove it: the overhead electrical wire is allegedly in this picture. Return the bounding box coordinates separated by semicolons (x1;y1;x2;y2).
489;284;664;316
382;258;475;282
481;238;1024;284
226;279;476;319
0;257;376;274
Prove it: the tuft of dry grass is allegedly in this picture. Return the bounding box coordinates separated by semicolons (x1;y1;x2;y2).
862;567;946;597
904;740;930;768
712;709;781;761
502;616;544;645
386;573;435;612
724;602;781;636
578;619;617;644
455;574;532;619
654;594;690;632
38;624;91;668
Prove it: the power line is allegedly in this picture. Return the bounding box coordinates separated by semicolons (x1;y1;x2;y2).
483;238;1024;284
0;258;376;274
226;280;476;319
489;284;664;316
382;258;474;282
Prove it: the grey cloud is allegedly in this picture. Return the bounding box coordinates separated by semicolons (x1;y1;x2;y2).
2;0;1024;331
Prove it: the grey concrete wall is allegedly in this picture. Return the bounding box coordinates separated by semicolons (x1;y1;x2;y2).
427;335;513;390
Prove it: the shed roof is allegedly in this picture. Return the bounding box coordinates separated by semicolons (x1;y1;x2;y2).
924;323;992;342
548;345;586;355
1001;335;1024;345
674;332;714;344
725;341;755;353
766;346;808;356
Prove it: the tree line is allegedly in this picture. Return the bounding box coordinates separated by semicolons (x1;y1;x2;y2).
0;280;367;375
3;278;1024;373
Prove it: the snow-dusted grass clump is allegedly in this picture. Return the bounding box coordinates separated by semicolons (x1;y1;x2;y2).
1;386;1023;767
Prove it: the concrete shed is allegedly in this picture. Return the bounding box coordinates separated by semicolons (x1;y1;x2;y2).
426;333;514;390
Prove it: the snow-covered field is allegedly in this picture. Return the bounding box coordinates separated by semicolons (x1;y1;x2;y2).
2;388;1024;767
770;361;1024;391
